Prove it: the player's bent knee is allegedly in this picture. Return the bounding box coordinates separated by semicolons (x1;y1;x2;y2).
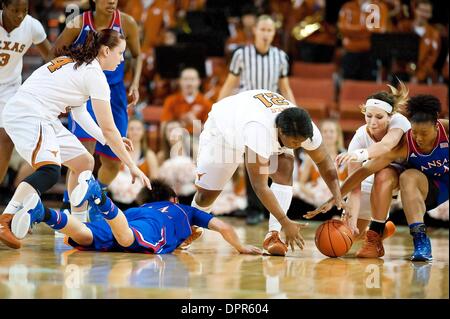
71;230;94;246
23;164;61;194
115;229;135;248
79;153;95;171
399;169;421;189
67;153;95;173
374;168;398;188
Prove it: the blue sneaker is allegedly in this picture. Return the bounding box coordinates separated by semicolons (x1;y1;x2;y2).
11;194;45;240
70;171;103;208
411;232;433;261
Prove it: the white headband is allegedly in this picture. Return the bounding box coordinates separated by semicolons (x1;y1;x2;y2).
365;98;393;113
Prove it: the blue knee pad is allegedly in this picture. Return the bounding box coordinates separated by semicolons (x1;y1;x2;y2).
23;165;61;195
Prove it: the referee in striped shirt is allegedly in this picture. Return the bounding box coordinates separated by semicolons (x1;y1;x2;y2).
218;15;296;225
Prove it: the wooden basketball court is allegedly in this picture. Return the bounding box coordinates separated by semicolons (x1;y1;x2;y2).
0;218;448;299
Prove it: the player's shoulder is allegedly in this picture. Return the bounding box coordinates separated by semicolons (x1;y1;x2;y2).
119;11;138;28
354;125;368;138
439;119;449;133
391;112;408;120
389;112;411;128
23;14;39;24
82;59;105;75
21;14;44;29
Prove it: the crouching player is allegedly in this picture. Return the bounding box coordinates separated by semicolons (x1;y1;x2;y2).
9;171;262;255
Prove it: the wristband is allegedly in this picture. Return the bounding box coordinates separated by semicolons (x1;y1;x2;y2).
353;148;369;162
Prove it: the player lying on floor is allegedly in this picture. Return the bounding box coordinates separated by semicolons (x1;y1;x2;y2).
6;171;262;255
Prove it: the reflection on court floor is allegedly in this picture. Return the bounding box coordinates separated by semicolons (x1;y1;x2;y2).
0;218;448;298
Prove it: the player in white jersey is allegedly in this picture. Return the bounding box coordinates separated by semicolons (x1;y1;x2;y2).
305;82;410;258
187;90;345;256
0;29;150;249
0;0;52;184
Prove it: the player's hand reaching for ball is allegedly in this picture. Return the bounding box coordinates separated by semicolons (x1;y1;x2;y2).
129;164;152;189
281;217;308;251
238;245;263;255
303;198;334;219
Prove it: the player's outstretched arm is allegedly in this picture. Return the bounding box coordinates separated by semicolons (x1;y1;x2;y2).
208;218;262;255
305;142;345;210
245;147;307;251
336;128;405;166
343;162;363;235
304;145;404;219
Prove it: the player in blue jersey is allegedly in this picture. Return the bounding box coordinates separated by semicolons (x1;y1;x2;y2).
8;172;262;255
306;94;448;261
53;0;142;221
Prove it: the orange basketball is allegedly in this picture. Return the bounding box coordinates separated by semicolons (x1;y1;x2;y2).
315;219;354;257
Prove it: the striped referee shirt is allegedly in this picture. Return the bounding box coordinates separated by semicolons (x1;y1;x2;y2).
229;45;289;93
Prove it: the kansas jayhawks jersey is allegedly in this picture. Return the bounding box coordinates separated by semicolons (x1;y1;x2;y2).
406;121;449;186
129;201;214;248
72;10;124;84
67;201;214;254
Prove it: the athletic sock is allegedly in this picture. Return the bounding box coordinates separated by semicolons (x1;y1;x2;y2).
268;183;293;233
44;208;68;230
409;222;426;235
97;196;119;220
71;210;87;223
369;219;386;236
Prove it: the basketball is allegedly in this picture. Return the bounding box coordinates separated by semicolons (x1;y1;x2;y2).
315;219;354;257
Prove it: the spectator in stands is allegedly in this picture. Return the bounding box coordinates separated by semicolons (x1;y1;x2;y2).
160;67;212;143
108;118;158;209
226;5;257;55
141;27;178;104
157;120;190;164
338;0;391;80
122;0;176;54
382;0;405;27
396;0;441;83
157;121;196;203
176;0;206;16
218;14;296;225
288;0;338;63
295;119;347;207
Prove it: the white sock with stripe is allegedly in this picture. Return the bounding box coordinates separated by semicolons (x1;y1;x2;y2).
71;210;88;223
268;183;293;233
